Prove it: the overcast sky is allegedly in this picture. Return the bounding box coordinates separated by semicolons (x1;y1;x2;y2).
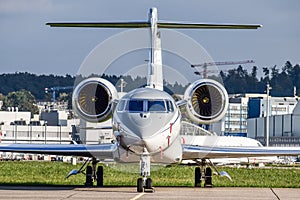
0;0;299;77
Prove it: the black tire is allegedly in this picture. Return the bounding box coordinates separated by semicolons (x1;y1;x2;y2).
195;167;201;187
145;178;152;189
137;178;143;192
204;167;212;187
96;165;103;187
85;166;93;186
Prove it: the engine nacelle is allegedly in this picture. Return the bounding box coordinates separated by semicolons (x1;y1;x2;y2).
184;79;228;124
72;77;118;123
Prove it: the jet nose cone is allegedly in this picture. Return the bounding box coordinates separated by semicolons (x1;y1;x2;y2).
141;138;158;153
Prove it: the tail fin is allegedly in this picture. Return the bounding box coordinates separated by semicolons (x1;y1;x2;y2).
46;7;262;91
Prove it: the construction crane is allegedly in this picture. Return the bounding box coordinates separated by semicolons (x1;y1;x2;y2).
191;60;255;78
45;86;73;103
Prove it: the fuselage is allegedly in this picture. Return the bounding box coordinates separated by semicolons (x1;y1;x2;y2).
112;87;182;163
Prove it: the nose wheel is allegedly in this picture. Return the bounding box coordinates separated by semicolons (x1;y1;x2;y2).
137;177;153;192
137;148;154;192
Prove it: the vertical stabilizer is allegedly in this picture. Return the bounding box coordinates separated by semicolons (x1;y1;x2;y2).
147;8;164;91
46;7;262;92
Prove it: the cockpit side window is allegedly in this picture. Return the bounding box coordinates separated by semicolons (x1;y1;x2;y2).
147;100;166;112
117;100;126;112
166;100;174;112
127;100;144;112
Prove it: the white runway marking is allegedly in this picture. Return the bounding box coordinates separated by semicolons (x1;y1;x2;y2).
130;192;145;200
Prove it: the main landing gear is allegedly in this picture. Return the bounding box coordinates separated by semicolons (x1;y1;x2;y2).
194;159;232;188
66;158;103;187
67;150;155;192
85;159;103;187
137;148;154;193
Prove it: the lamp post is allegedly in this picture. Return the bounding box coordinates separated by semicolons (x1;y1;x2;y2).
266;83;272;147
44;121;47;144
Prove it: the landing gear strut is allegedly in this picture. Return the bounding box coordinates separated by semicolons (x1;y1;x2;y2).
84;158;103;187
66;157;103;187
137;148;154;193
194;159;212;188
194;159;232;188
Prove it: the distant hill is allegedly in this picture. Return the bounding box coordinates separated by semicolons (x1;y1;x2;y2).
0;73;186;100
0;72;75;100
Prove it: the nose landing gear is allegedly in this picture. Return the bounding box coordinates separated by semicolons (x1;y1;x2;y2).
137;148;154;193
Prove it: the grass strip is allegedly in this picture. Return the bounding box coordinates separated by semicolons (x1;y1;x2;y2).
0;161;299;188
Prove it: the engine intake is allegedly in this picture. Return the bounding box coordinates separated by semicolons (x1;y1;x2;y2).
72;77;118;122
184;79;228;124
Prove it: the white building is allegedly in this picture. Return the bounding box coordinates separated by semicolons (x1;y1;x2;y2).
0;110;72;144
247;101;300;147
0;111;31;125
248;96;298;118
211;94;252;136
78;120;113;144
223;96;249;136
211;94;299;138
0;124;72;144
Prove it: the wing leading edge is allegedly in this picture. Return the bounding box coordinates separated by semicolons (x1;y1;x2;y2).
0;143;117;159
3;143;298;160
182;145;300;160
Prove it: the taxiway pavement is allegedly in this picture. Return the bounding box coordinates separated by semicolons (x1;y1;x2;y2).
0;186;299;200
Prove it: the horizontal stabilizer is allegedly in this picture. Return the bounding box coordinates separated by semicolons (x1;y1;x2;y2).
157;21;262;29
46;22;150;28
46;21;262;29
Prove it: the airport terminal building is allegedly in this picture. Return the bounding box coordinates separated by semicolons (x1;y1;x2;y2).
248;100;300;146
211;94;300;146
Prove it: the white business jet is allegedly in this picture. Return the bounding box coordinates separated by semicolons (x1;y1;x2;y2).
1;8;299;192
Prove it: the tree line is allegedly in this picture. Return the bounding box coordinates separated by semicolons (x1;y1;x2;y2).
219;61;300;96
0;61;299;114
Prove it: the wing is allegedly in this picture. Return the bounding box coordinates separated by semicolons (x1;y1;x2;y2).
0;143;117;159
182;145;300;160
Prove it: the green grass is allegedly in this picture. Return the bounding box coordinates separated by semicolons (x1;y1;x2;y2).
0;161;299;188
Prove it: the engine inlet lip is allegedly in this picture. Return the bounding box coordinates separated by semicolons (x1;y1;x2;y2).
74;81;112;119
190;82;226;120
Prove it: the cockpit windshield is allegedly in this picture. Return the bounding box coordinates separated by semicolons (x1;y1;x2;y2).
117;99;175;113
128;100;144;112
147;100;165;112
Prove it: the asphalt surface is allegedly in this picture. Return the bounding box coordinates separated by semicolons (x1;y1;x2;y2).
0;186;299;200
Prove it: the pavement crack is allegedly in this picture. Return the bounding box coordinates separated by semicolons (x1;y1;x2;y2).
270;188;280;200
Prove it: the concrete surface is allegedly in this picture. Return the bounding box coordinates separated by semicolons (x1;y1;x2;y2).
0;186;299;200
